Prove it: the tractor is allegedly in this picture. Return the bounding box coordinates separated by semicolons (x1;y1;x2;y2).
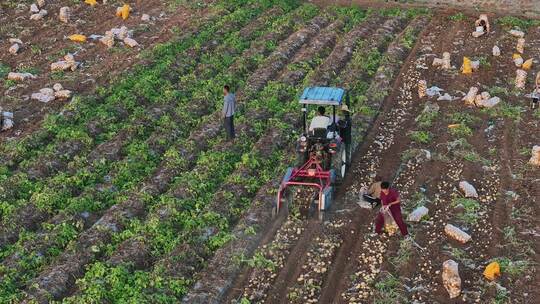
275;87;352;215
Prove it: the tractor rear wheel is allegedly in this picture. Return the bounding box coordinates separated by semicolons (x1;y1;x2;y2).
332;145;347;181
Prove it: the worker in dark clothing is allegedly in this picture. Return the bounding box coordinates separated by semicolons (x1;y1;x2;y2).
374;181;409;237
223;85;236;140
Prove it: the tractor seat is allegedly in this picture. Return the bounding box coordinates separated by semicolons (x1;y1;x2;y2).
311;127;328;138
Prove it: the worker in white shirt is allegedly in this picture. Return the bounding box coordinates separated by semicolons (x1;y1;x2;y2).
309;106;331;134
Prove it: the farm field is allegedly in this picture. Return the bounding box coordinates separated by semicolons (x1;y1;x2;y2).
0;0;539;303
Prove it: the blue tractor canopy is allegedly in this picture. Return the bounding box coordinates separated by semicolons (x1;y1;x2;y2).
299;87;349;135
299;86;345;106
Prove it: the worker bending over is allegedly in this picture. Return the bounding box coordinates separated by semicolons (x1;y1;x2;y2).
374;181;409;237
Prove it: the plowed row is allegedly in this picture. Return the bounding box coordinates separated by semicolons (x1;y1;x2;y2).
1;1;375;302
1;1;538;303
217;10;538;304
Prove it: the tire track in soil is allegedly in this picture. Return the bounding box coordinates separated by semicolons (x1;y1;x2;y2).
265;219;322;303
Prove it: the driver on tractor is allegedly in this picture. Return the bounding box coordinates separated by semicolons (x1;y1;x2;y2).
309;104;350;138
309;106;331;134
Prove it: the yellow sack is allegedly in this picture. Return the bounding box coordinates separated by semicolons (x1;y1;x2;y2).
116;4;130;20
68;34;87;43
483;262;501;281
513;53;522;60
85;0;97;6
462;57;472;74
522;58;533;70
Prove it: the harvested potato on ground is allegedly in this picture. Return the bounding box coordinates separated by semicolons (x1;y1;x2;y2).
30;9;48;20
9;44;20;55
516;69;527;89
7;72;36;81
59;7;70;23
55;90;73;99
124;37;139;48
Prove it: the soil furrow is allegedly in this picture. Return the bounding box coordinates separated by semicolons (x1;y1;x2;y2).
0;3;273;251
310;15;439;303
18;11;330;303
3;8;304;296
0;0;218;141
227;13;390;303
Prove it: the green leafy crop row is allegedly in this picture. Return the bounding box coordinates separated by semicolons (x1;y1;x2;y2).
0;1;298;301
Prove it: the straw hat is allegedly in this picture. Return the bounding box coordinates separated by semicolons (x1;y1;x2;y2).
341;104;352;113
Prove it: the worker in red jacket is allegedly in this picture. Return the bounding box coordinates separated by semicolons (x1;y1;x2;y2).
374;181;409;237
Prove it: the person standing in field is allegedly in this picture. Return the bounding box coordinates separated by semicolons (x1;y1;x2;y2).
374;181;409;237
223;85;236;140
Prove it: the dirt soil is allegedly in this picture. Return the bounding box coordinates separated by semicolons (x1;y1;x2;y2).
1;1;539;303
0;0;213;141
224;11;540;304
